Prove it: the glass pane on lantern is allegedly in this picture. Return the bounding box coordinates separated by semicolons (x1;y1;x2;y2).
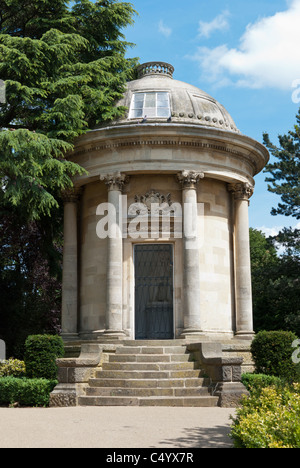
157;107;170;117
144;107;156;117
134;93;145;103
132;109;143;118
145;93;156;107
157;93;169;106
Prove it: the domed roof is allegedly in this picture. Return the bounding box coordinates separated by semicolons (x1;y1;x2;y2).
114;61;240;133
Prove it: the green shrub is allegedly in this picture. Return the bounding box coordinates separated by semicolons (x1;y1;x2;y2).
251;330;299;381
230;383;300;448
24;334;64;380
0;377;57;407
242;373;285;395
0;359;26;378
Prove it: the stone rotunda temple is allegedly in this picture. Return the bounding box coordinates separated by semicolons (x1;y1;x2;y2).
51;62;269;407
61;60;269;344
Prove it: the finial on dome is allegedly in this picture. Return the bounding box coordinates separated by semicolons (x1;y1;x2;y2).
137;61;174;79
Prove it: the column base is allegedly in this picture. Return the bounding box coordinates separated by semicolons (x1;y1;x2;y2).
180;328;204;339
103;329;126;339
235;331;255;341
61;333;79;342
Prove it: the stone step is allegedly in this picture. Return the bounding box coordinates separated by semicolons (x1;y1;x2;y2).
109;353;192;363
77;341;218;407
95;369;202;380
139;396;219;407
116;346;186;355
122;340;187;346
102;361;198;371
85;386;212;397
89;377;210;388
78;395;219;407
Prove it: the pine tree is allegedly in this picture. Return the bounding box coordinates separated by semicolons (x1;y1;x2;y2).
262;113;300;336
250;228;300;336
0;0;75;38
263;109;300;219
0;0;138;219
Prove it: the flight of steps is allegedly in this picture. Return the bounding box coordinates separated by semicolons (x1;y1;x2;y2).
78;341;219;407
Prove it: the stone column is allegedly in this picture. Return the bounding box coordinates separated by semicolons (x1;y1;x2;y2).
229;183;254;339
100;172;129;337
61;187;82;341
177;170;204;336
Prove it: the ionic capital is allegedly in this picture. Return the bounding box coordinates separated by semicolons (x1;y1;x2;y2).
228;182;254;201
177;170;204;189
100;172;129;192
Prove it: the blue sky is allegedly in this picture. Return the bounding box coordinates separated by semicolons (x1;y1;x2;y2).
122;0;300;235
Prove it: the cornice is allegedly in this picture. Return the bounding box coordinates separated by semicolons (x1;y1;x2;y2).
69;124;269;176
72;138;244;157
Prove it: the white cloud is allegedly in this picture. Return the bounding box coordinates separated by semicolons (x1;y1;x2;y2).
257;226;284;238
198;10;230;38
158;20;172;38
192;0;300;90
256;222;300;254
257;221;300;238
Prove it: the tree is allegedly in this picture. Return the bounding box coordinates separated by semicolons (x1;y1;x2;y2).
0;0;74;38
0;0;138;356
263;110;300;219
262;108;300;336
250;228;300;337
0;208;63;358
269;228;300;336
249;228;279;332
0;0;138;220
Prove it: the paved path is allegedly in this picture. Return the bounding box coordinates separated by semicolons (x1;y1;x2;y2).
0;406;235;448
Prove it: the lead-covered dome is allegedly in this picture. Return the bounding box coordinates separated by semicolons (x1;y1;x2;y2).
71;60;269;185
114;61;240;133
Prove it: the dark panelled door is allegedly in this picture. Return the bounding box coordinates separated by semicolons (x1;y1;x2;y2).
134;244;174;340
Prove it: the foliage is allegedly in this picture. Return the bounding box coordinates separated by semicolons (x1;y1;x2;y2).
270;228;300;335
242;372;285;392
249;228;278;270
251;330;299;381
250;228;300;336
261;109;300;337
0;0;138;219
24;334;64;380
0;0;139;358
0;211;63;358
0;0;75;38
0;359;26;378
230;384;300;448
263;109;300;220
0;376;57;407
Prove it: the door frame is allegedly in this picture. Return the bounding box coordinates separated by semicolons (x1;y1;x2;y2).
133;242;175;340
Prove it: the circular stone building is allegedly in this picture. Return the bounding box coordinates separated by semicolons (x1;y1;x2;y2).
61;61;269;346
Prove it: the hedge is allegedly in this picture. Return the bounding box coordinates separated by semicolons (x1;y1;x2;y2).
24;334;64;380
0;377;57;407
242;373;285;395
251;330;299;381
